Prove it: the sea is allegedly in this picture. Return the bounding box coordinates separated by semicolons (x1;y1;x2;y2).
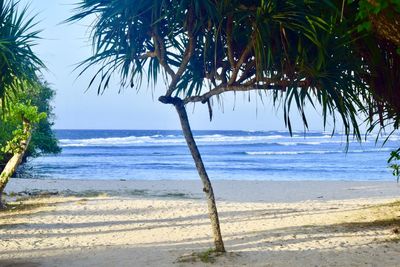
17;129;400;181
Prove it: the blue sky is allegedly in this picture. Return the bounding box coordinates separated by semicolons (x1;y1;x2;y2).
21;0;333;131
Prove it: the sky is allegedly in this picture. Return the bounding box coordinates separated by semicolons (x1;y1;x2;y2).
20;0;331;131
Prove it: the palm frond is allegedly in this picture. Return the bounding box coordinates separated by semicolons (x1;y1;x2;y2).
0;0;44;107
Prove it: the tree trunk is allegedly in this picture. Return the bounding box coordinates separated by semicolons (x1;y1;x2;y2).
0;119;32;209
173;98;225;252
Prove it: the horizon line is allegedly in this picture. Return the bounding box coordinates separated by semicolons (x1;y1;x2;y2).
53;128;383;135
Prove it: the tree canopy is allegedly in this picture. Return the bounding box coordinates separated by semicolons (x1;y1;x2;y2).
69;0;377;137
0;0;44;106
0;79;61;172
351;0;400;132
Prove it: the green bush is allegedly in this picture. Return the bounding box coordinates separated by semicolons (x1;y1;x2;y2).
0;80;61;168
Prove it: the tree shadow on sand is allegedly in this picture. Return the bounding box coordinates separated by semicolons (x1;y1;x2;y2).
0;197;399;266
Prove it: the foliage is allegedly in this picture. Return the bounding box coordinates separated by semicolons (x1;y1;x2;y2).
348;1;400;181
0;0;59;166
0;0;44;106
23;80;61;158
68;0;371;140
348;0;400;127
1;103;46;155
354;0;400;32
197;248;219;263
0;81;60;164
388;149;400;183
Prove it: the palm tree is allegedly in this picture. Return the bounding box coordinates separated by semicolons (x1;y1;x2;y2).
0;0;43;104
69;0;370;252
0;0;45;208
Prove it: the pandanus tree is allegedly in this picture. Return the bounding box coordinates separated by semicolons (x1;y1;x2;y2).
69;0;371;252
347;0;400;179
355;0;400;131
0;0;46;208
0;0;43;103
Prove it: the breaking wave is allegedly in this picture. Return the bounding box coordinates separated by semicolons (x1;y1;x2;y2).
58;132;382;147
245;148;392;155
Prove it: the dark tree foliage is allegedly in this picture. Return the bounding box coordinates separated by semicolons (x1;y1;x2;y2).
24;81;61;159
349;0;400;181
353;0;400;132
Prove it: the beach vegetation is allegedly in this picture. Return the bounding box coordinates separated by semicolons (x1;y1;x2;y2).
0;0;44;105
68;0;400;252
0;88;45;208
0;1;60;208
23;81;61;159
176;248;223;264
387;149;400;183
197;248;219;263
351;0;400;180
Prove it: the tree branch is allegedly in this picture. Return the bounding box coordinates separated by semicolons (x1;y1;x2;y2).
164;7;196;97
152;28;175;78
165;32;195;96
216;61;230;84
228;34;255;85
226;15;235;69
236;61;256;84
184;79;311;104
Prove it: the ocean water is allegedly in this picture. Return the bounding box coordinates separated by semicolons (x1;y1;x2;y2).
17;130;400;181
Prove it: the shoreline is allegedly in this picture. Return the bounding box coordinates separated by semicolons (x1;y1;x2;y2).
6;178;400;203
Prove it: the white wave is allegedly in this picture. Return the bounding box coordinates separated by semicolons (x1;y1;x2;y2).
58;132;382;147
245;151;334;155
196;134;286;143
276;140;355;146
59;134;292;147
291;134;333;139
245;148;392;155
59;135;183;147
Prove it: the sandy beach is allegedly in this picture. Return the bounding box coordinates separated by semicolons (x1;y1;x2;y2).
1;179;400;266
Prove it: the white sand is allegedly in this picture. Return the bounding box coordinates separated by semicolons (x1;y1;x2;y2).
1;179;400;266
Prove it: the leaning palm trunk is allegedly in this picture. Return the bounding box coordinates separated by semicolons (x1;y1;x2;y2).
0;119;32;209
169;97;225;252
